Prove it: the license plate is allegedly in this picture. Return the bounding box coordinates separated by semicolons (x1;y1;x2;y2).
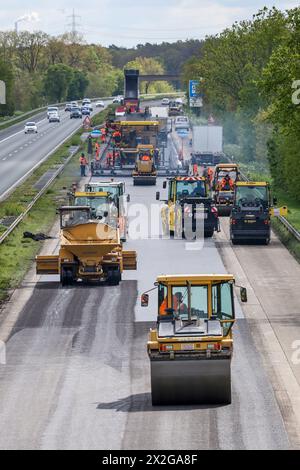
181;344;194;351
244;220;256;224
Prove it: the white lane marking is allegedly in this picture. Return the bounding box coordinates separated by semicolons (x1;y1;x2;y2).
2;157;7;161
0;117;47;145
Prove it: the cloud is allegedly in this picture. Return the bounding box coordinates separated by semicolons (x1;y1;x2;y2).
0;0;299;46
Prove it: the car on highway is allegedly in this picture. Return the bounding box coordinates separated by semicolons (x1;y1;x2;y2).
71;101;78;108
47;106;58;119
65;103;72;112
112;96;123;104
161;98;170;106
81;106;91;116
175;97;184;105
48;111;60;123
174;115;189;131
70;107;82;119
95;100;105;108
24;122;38;134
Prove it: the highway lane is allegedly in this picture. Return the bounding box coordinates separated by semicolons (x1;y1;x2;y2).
0;102;111;200
0;173;290;449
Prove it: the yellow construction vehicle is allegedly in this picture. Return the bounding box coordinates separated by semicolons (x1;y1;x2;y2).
84;181;129;242
142;274;247;405
212;163;240;216
157;176;219;238
36;206;136;286
132;145;157;185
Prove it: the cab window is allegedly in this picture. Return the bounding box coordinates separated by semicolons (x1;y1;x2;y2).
171;285;208;320
212;282;234;335
158;284;168;315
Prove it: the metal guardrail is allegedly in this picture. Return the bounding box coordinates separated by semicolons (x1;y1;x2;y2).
0;146;79;245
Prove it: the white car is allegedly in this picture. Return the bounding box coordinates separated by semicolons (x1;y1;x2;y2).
174;116;189;131
95;100;105;108
161;98;170;106
24;122;38;134
48;112;60;123
113;96;123;104
175;97;184;105
47;106;58;119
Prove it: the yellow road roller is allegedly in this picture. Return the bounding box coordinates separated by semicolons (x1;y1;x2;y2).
142;274;247;406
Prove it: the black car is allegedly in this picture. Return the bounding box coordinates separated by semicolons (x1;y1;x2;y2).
70;107;82;119
65;103;72;112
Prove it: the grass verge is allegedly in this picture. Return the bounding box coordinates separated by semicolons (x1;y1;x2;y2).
0;106;112;304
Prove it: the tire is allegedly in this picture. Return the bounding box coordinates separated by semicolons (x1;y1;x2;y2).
263;237;270;245
231;239;238;245
107;268;121;286
61;268;74;286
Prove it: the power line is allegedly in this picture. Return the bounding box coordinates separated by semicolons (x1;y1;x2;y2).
66;8;82;41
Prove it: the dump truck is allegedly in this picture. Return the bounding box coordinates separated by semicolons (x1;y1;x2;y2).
132;145;157;185
157;176;219;238
84;181;129;242
142;274;246;405
191;126;223;166
36;206;136;286
212;163;240;216
230;182;287;244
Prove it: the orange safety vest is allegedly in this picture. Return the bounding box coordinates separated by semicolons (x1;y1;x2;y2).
159;295;181;315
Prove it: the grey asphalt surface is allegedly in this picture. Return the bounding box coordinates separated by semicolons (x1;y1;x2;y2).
0;165;291;449
0;102;111;199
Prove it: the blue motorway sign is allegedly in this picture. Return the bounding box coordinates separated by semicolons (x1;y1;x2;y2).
189;80;200;98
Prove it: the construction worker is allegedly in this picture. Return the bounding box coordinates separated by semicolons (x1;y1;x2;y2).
113;130;122;145
159;292;188;316
193;164;199;176
207;167;214;187
79;153;88;177
106;151;112;167
95;142;100;161
221;174;234;191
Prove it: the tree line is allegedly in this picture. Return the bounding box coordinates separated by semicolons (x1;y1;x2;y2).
0;34;201;116
183;6;300;201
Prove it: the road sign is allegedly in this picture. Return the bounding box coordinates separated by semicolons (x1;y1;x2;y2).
83;116;91;129
189;80;200;98
0;81;6;105
189;79;203;108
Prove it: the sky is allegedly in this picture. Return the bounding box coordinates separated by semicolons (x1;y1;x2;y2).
0;0;299;47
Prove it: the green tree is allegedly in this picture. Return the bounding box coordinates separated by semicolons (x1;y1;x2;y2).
67;69;89;100
43;64;73;103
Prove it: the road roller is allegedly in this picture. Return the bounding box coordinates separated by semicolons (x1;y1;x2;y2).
142;274;247;406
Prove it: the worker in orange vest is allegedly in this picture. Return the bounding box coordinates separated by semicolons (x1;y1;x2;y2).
79;153;88;177
159;292;188;316
221;174;234;190
207;167;214;188
95;142;100;161
193;164;199;176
